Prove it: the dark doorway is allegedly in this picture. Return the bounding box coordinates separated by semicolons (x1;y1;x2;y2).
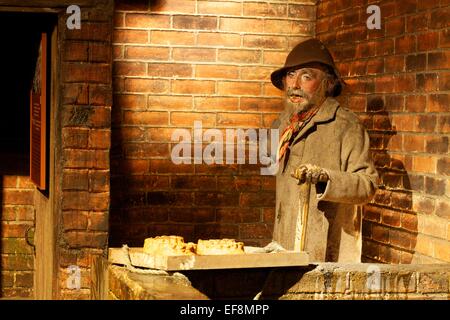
0;11;57;299
0;12;55;176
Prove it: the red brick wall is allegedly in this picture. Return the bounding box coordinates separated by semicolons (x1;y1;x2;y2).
317;0;450;263
58;2;114;299
110;0;317;247
1;174;34;298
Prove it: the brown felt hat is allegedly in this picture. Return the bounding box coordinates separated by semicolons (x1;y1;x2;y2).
271;38;343;95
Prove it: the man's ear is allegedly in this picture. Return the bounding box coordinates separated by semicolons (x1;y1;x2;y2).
281;77;286;90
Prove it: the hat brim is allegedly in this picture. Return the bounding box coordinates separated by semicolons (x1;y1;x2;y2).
270;63;345;92
270;67;289;90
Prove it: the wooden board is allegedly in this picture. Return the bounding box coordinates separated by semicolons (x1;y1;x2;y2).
109;247;309;271
30;32;47;190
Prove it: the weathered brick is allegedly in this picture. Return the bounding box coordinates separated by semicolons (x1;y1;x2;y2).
194;97;239;111
405;54;426;71
90;43;111;63
195;65;239;79
125;13;170;28
239;223;272;239
148;95;193;111
412;155;436;173
243;35;287;49
436;157;450;176
425;136;448;154
220;17;264;33
63;83;89;105
148;63;193;78
62;128;89;148
417;32;439;51
88;213;109;232
172;80;215;94
386;17;405;36
428;94;449;112
64;150;109;169
172;48;216;62
114;61;146;76
217;81;261;96
63;63;110;83
2;190;34;206
395;35;416;55
62;211;89;231
150;30;195;45
150;0;196;13
1;238;33;254
197;32;241;47
124;143;169;158
240;98;283;112
89;170;110;192
64;42;89;62
428;52;450;70
217;113;261;127
90;85;113;106
424;176;446;196
239;191;275;207
66;23;111;41
125;46;169;60
1;255;34;271
170;112;216;126
64;231;108;249
429;7;450;29
124;78;169;93
199;1;242;15
63;170;89;191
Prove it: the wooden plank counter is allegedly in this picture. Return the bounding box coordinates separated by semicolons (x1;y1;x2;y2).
109;247;309;271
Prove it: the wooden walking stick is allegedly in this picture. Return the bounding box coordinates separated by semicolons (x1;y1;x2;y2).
292;166;328;252
294;181;311;252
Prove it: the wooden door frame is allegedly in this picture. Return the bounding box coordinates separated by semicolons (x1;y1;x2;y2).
33;21;59;300
0;8;59;299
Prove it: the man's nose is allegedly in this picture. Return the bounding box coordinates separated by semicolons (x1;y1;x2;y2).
292;73;302;89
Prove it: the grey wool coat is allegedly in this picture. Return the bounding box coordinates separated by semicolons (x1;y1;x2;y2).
272;97;378;262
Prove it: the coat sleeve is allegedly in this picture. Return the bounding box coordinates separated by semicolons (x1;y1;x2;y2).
317;121;379;205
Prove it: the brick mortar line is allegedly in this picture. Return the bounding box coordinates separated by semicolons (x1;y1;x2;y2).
365;218;449;239
372;192;449;204
363;238;450;263
113;45;293;52
118;14;315;21
316;5;450;22
113;30;312;41
113;60;288;68
361;237;420;255
117;75;274;81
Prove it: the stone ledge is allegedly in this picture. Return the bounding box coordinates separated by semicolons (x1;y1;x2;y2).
108;263;450;300
108;265;208;300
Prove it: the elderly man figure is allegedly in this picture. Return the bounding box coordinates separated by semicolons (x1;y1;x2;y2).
267;38;378;262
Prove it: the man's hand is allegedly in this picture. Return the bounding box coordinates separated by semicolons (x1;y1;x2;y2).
291;164;329;185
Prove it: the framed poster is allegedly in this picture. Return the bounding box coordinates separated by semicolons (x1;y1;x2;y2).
30;32;47;190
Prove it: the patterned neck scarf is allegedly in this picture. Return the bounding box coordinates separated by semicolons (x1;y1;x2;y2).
276;106;320;163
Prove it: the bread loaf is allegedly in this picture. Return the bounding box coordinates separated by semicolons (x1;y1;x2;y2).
143;235;197;256
196;238;245;255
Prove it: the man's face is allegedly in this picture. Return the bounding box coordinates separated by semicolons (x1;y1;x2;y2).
283;65;328;112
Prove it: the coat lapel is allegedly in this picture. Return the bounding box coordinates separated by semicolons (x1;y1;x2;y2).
291;97;340;146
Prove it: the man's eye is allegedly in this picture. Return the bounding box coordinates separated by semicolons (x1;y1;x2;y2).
301;74;311;81
287;71;296;77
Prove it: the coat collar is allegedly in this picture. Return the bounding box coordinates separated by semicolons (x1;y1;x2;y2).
291;97;340;145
